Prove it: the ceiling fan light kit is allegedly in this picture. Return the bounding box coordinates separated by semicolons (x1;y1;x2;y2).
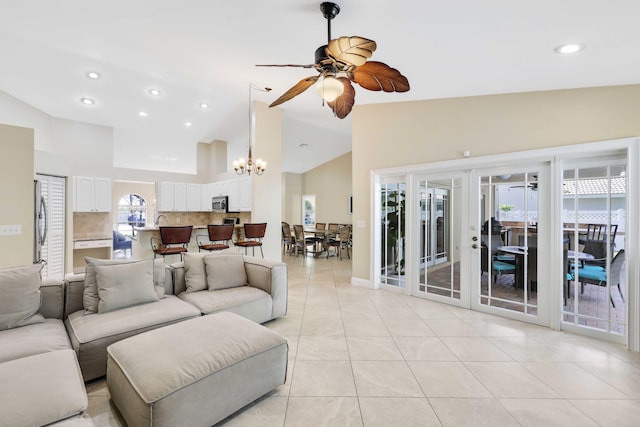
258;1;409;119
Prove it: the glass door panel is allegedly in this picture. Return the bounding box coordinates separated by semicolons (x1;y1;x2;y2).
380;180;406;288
417;177;462;300
477;171;541;317
562;163;626;336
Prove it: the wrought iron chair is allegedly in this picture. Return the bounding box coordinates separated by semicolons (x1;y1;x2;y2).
151;225;193;260
196;224;234;252
235;223;267;257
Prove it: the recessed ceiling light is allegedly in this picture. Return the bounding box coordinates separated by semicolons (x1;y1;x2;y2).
554;43;585;54
86;71;100;79
199;102;209;109
138;111;148;117
185;122;192;127
80;97;95;105
148;88;161;96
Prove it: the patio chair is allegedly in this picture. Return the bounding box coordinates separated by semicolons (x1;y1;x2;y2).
572;249;625;307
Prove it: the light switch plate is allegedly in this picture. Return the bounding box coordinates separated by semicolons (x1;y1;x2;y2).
0;225;22;236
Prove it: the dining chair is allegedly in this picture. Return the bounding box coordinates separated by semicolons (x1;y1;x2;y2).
328;223;339;231
196;224;234;252
235;223;267;257
572;249;625;307
292;224;316;257
328;225;352;259
281;222;296;255
481;245;516;283
578;224;618;245
151;225;193;260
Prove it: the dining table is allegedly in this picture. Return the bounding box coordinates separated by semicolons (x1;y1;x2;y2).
496;246;594;290
303;227;339;257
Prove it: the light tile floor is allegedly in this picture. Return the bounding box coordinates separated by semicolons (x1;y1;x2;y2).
87;255;640;426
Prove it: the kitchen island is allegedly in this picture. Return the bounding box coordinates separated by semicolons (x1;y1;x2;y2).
132;225;243;260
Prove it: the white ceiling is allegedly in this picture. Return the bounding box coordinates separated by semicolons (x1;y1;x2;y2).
1;0;639;174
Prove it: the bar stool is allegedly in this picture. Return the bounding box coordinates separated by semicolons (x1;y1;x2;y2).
197;224;234;252
235;223;267;257
151;225;193;261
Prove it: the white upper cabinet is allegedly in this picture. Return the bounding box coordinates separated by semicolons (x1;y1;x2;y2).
186;183;201;211
156;181;175;212
173;183;187;212
227;176;252;212
157;181;202;212
74;176;111;212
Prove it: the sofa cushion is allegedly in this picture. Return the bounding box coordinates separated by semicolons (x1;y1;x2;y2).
84;257;165;313
0;263;45;331
65;295;201;381
183;252;207;293
95;260;159;313
0;349;87;427
0;318;70;363
179;286;272;323
205;255;247;290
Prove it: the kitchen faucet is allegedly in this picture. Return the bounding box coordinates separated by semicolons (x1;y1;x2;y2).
155;214;168;226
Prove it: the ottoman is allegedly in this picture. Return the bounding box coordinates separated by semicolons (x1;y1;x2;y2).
106;312;288;427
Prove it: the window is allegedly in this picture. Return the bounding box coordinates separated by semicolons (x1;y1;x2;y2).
302;195;316;226
117;194;147;237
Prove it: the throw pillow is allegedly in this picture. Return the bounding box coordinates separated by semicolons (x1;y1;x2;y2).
204;255;248;291
0;263;45;330
183;252;207;293
95;259;159;313
84;257;165;313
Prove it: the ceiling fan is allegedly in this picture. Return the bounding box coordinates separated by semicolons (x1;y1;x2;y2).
256;2;410;119
510;176;538;191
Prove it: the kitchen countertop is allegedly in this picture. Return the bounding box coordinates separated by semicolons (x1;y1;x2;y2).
73;234;112;241
135;224;243;231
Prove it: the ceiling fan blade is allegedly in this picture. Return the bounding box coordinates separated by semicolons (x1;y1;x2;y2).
351;61;410;92
326;36;376;67
256;64;317;68
327;77;355;119
269;76;319;108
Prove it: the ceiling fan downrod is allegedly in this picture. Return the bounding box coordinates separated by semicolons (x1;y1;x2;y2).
320;2;340;44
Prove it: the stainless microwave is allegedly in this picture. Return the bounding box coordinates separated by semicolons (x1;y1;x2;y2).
212;196;228;213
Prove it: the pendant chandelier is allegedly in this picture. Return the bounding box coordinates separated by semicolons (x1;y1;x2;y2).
233;84;271;175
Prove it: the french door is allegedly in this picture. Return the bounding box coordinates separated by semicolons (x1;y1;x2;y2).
469;165;550;325
407;164;551;326
410;173;467;306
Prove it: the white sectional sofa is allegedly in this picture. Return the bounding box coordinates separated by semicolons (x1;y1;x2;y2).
0;264;93;427
0;252;288;425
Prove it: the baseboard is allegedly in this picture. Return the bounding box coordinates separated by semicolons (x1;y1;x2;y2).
350;277;373;288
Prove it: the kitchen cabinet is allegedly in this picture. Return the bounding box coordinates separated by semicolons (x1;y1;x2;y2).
228;176;252;212
174;182;187;211
74;176;111;212
200;183;213;212
156;181;175;212
156;181;202;212
186;183;201;211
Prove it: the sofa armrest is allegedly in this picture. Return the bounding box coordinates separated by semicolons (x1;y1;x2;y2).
64;273;86;318
244;256;288;318
39;280;65;319
168;261;186;295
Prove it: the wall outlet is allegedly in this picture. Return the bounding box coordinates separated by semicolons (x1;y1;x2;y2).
0;225;22;236
176;217;181;223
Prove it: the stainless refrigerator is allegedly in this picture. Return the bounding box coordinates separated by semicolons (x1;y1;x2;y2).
34;179;48;264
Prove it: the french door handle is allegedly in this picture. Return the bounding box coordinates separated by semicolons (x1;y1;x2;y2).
472;243;478;249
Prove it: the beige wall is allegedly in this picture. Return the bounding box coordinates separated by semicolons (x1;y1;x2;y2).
282;173;302;225
302;151;353;226
352;84;640;280
0;124;34;267
252;101;283;261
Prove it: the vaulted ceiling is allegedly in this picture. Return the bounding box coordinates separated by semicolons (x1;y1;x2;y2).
1;1;639;174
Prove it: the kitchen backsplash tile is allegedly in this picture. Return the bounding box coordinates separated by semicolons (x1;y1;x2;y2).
73;212;112;239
